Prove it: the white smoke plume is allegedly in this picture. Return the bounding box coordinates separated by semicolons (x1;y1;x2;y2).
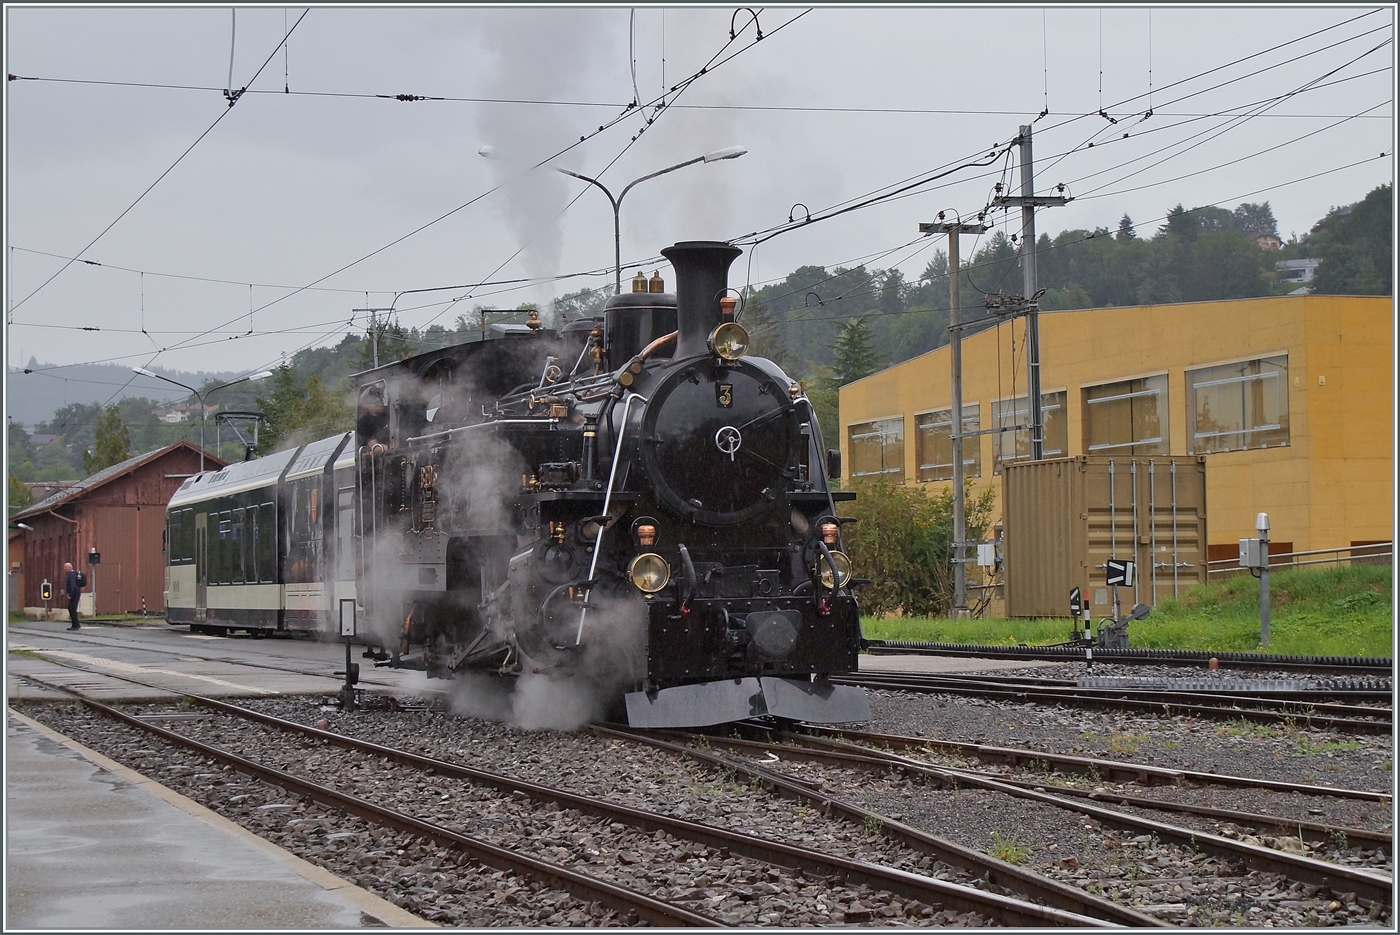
472;9;620;277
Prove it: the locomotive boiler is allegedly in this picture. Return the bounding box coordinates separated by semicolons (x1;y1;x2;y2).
353;241;868;728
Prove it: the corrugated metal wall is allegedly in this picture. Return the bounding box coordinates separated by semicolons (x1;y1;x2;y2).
1004;457;1207;617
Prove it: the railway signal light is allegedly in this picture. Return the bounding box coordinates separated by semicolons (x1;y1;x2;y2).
40;580;52;602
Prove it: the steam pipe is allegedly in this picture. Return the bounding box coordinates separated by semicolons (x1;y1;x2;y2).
576;392;648;645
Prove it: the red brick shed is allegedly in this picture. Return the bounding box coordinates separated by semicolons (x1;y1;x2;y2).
11;441;226;615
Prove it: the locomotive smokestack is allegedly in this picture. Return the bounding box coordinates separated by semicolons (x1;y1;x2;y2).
661;241;742;359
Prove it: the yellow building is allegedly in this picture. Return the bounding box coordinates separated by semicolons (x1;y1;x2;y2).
838;295;1393;562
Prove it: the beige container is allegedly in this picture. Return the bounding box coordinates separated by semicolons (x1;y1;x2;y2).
1002;456;1207;618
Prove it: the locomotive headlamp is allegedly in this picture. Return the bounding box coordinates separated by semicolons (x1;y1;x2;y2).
629;553;671;593
707;322;749;361
814;550;853;589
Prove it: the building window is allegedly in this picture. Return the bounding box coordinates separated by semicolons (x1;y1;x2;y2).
1083;375;1169;456
1188;356;1289;454
992;392;1067;471
848;417;904;482
916;404;980;482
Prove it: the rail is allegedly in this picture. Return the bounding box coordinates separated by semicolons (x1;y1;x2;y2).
1207;542;1391;578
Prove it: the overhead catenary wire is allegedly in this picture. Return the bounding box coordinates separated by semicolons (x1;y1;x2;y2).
16;10;1383;375
149;10;805;362
6;9;311;319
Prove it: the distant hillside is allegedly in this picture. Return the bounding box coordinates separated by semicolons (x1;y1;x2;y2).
5;359;240;428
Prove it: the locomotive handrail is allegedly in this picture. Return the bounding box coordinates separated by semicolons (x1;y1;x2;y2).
577;392;649;645
405;418;558;446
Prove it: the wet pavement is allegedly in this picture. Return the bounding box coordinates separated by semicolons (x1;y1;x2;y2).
5;710;430;929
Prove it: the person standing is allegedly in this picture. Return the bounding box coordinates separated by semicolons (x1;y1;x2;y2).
64;562;82;630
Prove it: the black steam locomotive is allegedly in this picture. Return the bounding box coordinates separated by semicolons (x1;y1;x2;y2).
353;242;867;726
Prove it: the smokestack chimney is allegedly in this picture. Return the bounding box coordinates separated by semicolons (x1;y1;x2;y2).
660;241;742;359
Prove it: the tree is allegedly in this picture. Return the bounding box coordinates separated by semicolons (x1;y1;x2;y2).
1116;214;1137;241
842;477;997;617
741;301;790;370
83;405;131;474
551;286;611;322
255;366;351;453
1232;201;1278;237
827;315;880;387
8;473;34;515
1310;184;1392;296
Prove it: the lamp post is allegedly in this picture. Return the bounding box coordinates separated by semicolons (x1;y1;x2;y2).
480;145;747;294
132;368;273;472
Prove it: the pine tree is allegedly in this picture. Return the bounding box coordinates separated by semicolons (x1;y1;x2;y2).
827;315;880;387
255;366;351;453
741;301;790;370
83;406;131;474
1117;214;1136;241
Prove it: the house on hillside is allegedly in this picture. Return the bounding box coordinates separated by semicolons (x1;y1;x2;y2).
10;441;227;616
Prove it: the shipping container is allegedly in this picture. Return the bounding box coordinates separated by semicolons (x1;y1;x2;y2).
1002;456;1207;618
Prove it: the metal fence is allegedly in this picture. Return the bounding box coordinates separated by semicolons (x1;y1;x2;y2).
1207;542;1392;578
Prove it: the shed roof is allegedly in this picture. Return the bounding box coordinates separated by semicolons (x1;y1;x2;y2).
11;440;225;522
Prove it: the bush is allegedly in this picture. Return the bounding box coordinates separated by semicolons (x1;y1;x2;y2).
843;478;995;617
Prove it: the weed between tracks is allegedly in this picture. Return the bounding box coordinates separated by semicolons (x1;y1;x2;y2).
987;831;1030;865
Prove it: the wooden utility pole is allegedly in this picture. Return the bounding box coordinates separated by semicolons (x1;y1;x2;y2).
992;124;1070;459
920;217;988;617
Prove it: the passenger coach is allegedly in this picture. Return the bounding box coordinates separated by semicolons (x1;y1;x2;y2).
165;433;357;635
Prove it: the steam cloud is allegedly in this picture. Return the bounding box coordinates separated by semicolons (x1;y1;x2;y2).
473;9;618;277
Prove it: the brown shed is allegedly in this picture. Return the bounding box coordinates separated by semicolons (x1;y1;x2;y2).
11;441;226;615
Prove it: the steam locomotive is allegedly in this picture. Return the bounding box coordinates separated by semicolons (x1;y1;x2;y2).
166;242;868;728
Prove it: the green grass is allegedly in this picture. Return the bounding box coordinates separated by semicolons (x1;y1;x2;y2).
864;565;1393;657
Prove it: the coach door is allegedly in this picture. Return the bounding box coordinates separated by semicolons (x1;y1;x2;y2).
195;512;208;620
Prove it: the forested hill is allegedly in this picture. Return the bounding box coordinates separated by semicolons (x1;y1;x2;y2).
746;185;1391;382
8;186;1388;487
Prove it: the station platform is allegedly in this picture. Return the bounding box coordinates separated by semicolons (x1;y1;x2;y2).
858;652;1064;675
5;710;430;930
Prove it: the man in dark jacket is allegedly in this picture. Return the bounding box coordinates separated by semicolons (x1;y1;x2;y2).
64;562;82;630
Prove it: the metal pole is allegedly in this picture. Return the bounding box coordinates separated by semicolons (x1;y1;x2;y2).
1170;460;1179;598
919;217;988;619
613;202;622;295
1149;460;1157;607
948;231;967;617
1129;460;1140;607
1109;459;1119;621
1259;522;1271;646
1018;125;1044;460
197;391;207;473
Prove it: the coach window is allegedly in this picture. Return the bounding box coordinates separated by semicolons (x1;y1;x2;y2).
916;404;980;482
992;392;1067;472
215;511;233;585
1188;355;1289;454
231;508;246;583
848;417;905;483
1083;375;1170;456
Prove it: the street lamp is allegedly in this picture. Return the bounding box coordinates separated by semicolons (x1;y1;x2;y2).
479;145;747;293
131;367;273;473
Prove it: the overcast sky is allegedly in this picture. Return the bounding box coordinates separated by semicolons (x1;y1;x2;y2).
5;5;1394;387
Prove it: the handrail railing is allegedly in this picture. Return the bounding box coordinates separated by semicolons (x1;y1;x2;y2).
1207;542;1391;576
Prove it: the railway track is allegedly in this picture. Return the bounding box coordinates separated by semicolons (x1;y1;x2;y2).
602;722;1388;929
612;726;1392;911
835;671;1393;734
866;641;1394;676
11;665;1118;927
